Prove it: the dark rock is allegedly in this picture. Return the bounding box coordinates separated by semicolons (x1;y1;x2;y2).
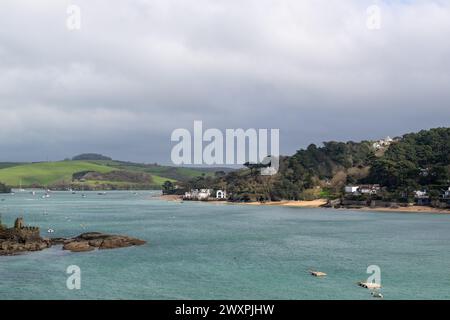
1;218;146;255
58;232;146;253
63;241;95;252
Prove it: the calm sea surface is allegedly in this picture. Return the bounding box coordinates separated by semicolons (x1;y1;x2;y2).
1;190;450;300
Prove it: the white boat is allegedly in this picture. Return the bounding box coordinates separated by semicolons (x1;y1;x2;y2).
18;180;26;192
47;229;55;233
371;291;384;299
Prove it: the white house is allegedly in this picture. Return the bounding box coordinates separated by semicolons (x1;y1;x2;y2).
372;136;394;150
184;189;212;200
345;186;359;194
345;185;380;195
198;189;211;200
216;190;227;199
414;190;428;198
443;187;450;199
359;184;380;194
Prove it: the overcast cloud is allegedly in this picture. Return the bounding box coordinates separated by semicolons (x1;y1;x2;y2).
0;0;449;163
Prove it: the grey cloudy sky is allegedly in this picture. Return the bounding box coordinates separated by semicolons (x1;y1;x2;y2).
1;0;449;164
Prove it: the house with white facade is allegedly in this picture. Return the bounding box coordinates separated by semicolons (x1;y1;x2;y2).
414;190;430;205
345;185;380;195
358;184;380;195
216;190;227;199
183;189;212;200
414;190;428;198
443;187;450;200
345;186;359;194
372;136;394;150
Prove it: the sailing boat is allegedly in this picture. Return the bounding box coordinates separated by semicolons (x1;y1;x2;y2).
18;179;26;192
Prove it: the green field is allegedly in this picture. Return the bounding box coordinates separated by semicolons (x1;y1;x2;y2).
0;160;222;189
88;160;226;181
0;161;115;186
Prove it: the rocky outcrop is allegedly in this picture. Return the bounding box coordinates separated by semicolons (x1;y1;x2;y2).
0;239;51;255
58;232;146;252
62;241;95;252
1;218;146;255
0;217;51;255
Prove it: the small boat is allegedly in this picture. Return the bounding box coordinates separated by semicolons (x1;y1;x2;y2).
97;192;107;196
371;291;384;299
18;180;26;192
31;191;36;196
47;229;55;233
358;282;382;289
309;270;327;277
81;194;87;198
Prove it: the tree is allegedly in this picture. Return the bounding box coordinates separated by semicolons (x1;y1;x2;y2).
162;181;175;195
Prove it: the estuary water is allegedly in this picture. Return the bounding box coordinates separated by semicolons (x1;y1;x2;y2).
1;190;450;300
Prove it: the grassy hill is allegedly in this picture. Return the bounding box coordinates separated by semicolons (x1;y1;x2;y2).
88;160;231;181
0;161;115;186
0;162;20;170
0;160;231;190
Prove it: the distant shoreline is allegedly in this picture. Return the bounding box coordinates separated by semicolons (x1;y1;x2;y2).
158;195;450;214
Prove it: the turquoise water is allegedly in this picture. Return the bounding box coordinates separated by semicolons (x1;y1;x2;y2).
1;190;450;300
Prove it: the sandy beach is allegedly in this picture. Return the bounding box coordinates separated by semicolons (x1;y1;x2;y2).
159;194;183;201
243;200;450;214
242;199;328;208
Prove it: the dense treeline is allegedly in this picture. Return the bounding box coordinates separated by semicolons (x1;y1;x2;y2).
365;128;450;191
177;127;450;202
72;153;112;161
